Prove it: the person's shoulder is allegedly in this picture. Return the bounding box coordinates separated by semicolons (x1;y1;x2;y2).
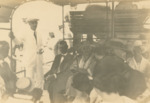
122;96;137;103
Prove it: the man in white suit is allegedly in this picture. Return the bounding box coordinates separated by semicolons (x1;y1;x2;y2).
9;18;44;89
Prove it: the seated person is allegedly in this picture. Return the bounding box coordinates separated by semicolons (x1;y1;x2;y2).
92;57;145;103
45;40;74;103
127;40;150;78
0;41;16;96
127;40;150;103
92;49;147;102
65;41;97;100
0;41;42;103
70;41;97;76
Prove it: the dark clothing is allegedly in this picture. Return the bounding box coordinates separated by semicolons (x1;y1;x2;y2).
0;61;16;95
93;55;147;99
45;53;74;103
45;53;74;76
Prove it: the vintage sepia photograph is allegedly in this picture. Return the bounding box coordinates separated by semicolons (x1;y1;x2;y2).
0;0;150;103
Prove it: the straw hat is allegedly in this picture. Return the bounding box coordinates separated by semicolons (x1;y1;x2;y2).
22;18;39;24
16;77;33;92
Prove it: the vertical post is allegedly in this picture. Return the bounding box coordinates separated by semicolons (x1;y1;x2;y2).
62;5;65;40
106;1;109;21
111;1;115;38
10;8;15;72
10;18;13;71
106;1;109;39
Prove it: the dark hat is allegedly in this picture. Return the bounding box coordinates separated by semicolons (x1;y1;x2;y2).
105;39;127;51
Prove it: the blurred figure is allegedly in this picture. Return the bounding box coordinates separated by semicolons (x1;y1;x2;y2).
92;68;136;103
127;40;150;102
65;41;97;102
46;32;57;51
42;32;57;68
70;41;97;76
14;44;25;78
93;39;147;99
91;54;146;103
127;40;150;78
0;41;16;96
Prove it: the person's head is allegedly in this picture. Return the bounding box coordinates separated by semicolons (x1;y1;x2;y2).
72;72;93;94
58;40;68;54
93;71;126;95
105;39;127;60
27;18;39;31
0;41;9;60
132;40;143;56
78;41;93;57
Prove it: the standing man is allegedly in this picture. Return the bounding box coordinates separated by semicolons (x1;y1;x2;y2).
9;18;44;89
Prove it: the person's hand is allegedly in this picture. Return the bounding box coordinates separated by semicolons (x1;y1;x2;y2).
37;48;44;54
9;31;15;39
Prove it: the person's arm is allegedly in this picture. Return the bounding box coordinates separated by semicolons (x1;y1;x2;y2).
0;76;5;99
9;31;23;45
70;56;80;73
44;55;58;79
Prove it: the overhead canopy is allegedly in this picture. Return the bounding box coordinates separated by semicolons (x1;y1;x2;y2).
51;0;148;5
0;0;149;22
0;0;26;22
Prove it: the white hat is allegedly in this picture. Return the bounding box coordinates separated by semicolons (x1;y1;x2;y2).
133;40;142;47
16;77;33;92
23;18;39;24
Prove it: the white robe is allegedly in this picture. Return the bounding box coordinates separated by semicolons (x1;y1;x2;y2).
13;30;43;89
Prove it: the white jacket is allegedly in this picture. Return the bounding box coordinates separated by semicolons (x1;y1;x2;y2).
13;29;44;89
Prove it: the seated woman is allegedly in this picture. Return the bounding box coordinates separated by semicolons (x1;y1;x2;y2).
65;41;97;100
0;41;17;96
70;41;97;76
